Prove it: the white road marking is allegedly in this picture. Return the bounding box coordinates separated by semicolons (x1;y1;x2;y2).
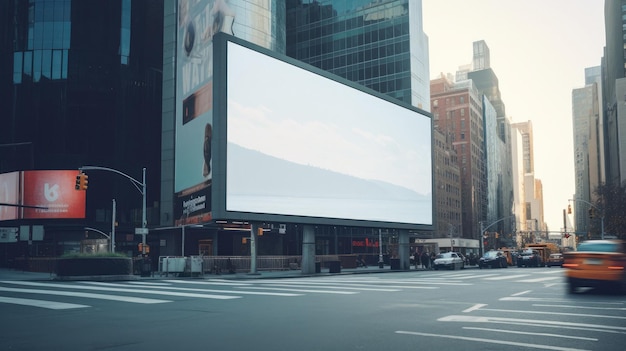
462;326;598;341
163;279;400;291
1;281;240;300
511;290;532;296
84;281;302;296
484;274;530;280
463;303;487;313
532;304;626;311
439;315;626;333
518;277;562;283
395;330;591;351
237;286;359;294
0;286;170;304
0;296;89;310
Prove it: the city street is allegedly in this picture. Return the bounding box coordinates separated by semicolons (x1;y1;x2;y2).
1;267;625;350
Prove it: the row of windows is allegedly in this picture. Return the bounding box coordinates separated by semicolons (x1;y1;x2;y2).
295;39;408;68
324;59;409;83
293;20;409;46
13;49;68;83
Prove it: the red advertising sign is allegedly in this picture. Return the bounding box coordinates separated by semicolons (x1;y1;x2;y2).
0;171;20;221
21;170;86;219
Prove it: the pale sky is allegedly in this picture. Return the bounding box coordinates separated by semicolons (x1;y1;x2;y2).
422;0;606;232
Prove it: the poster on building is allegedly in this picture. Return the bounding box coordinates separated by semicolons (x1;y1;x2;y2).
0;171;19;221
175;0;238;225
21;170;86;219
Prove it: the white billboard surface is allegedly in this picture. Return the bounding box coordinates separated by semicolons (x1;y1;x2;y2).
222;39;433;227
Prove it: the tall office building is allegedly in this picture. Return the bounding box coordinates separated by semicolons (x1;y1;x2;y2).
285;0;430;111
511;121;546;242
603;0;626;185
572;69;602;238
465;40;515;236
430;74;485;241
0;0;164;261
433;128;462;239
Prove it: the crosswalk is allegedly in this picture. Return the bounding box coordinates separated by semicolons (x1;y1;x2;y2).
0;270;565;310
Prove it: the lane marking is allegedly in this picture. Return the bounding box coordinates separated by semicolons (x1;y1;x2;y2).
236;286;359;294
511;290;532;296
1;281;240;300
0;296;89;310
518;277;561;283
484;274;530;280
0;286;170;304
395;330;591;351
164;280;401;292
462;326;598;341
84;281;302;297
532;304;626;311
463;303;487;313
439;315;626;334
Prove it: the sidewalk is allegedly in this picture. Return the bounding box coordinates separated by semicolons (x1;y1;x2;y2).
0;265;438;281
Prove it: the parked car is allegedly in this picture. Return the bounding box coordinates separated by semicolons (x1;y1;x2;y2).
547;253;564;267
479;250;508;269
433;252;465;270
563;240;626;294
517;249;542;267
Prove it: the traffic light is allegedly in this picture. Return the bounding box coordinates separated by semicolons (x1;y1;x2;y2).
588;208;594;219
567;204;572;214
75;173;88;190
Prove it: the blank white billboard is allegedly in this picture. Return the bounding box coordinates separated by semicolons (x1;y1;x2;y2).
212;34;433;229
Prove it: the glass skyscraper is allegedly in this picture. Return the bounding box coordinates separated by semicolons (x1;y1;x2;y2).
286;0;429;110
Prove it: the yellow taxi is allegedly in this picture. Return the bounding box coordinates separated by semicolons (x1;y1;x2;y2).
563;240;626;294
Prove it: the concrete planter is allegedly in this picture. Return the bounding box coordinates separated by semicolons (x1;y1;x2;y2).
56;257;133;277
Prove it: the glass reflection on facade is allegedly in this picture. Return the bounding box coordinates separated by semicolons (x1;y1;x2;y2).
12;0;71;83
286;0;429;110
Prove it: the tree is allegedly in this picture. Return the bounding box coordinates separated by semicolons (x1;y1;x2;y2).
593;182;626;239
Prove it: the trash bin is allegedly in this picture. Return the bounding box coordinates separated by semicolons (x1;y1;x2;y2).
390;258;400;270
140;257;152;277
328;260;341;273
315;261;321;273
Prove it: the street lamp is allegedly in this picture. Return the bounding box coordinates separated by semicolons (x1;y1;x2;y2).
79;166;147;253
480;215;516;256
568;198;605;240
84;227;111;252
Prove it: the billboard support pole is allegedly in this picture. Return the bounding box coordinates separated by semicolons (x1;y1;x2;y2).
249;223;258;275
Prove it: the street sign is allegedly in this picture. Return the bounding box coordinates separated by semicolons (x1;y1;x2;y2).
135;227;149;235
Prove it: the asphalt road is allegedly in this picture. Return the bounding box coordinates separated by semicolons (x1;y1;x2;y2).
1;267;625;351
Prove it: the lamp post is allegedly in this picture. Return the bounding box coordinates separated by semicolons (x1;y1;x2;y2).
84;227;111;252
480;215;516;256
569;198;605;240
79;166;147;253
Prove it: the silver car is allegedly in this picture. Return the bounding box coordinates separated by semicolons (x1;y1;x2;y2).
433;252;465;270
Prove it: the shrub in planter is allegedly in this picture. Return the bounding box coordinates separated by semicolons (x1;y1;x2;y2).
56;253;132;277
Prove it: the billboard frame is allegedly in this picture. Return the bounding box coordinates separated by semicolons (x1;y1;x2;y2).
211;33;434;231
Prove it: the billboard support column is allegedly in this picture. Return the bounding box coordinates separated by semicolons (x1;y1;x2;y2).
249;223;258;275
301;225;316;274
398;230;409;270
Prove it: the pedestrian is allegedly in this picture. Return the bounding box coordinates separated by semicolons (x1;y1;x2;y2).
421;251;430;270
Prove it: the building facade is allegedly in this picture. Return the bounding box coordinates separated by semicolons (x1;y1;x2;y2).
430;74;485;241
0;0;164;263
602;0;626;186
285;0;430;111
